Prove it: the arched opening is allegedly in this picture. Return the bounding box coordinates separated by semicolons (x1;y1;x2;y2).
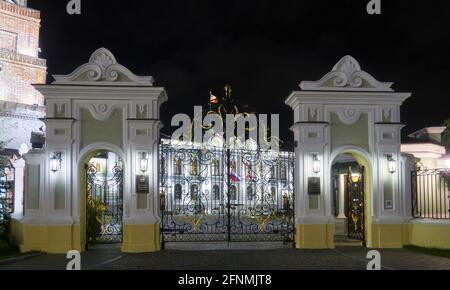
331;151;371;247
83;150;124;250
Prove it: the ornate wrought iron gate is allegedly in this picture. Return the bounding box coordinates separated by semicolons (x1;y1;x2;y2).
86;163;123;244
160;141;295;244
347;166;365;245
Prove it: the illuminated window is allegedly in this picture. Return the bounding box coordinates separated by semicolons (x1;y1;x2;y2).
174;184;182;200
190;184;199;200
230;185;237;201
212;159;220;176
191;158;198;176
174;158;182;175
281;165;287;180
213;185;220;200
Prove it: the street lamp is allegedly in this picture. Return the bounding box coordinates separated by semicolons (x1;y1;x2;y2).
387;154;397;174
50;152;62;173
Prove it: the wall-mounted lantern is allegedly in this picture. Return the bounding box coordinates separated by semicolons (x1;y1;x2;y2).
50;152;62;173
312;155;321;174
350;172;361;183
140;152;149;174
387;154;397;174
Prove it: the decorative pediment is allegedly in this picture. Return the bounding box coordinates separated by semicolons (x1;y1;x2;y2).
300;55;393;92
52;48;154;86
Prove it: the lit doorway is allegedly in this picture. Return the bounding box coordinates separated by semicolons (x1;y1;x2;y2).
331;153;365;246
85;151;123;248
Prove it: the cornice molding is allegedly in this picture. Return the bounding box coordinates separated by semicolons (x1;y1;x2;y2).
300;55;394;92
52;48;154;86
285;90;411;108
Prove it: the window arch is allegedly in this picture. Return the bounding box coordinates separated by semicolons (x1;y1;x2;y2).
191;158;199;176
270;187;276;198
174;158;182;175
212;159;220;176
230;185;237;201
190;184;199;200
270;166;276;179
174;184;182;200
213;185;220;200
280;164;287;180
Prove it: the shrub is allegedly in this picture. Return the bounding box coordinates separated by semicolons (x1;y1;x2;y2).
0;196;10;242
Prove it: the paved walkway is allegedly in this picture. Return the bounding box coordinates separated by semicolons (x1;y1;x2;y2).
1;246;450;270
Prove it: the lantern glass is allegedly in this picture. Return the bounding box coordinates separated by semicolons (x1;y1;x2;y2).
50;153;61;173
140;153;149;174
351;173;361;183
313;156;321;174
388;155;396;174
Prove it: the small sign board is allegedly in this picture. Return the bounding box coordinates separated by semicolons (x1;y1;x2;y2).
385;200;393;210
308;177;321;195
136;175;149;194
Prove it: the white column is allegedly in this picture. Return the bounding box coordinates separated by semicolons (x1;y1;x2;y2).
337;174;346;218
21;149;47;224
291;122;329;224
11;158;25;219
125;120;162;225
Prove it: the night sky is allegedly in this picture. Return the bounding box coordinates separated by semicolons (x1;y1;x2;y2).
28;0;450;149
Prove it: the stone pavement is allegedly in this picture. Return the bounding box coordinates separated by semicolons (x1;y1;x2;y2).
1;245;450;270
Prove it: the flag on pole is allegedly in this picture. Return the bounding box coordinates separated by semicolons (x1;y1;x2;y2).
229;172;241;183
210;91;219;104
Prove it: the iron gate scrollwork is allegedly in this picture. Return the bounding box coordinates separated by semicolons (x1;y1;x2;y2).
0;159;14;214
160;141;295;243
86;163;123;244
347;166;365;245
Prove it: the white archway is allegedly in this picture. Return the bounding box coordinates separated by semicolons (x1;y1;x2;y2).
77;142;128;249
328;145;375;246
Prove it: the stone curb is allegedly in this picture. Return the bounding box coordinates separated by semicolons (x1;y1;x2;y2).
0;252;44;267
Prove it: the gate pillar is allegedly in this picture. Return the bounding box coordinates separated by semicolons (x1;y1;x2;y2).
11;48;168;254
122;119;164;253
11;158;25;219
286;56;411;249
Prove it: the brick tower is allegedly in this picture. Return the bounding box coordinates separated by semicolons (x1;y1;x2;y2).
0;0;47;152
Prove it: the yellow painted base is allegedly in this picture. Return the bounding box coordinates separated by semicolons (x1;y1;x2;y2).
370;224;405;248
122;224;161;253
10;219;83;254
295;224;335;249
405;223;450;249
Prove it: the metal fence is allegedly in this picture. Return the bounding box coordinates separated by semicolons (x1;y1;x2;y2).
411;169;450;220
